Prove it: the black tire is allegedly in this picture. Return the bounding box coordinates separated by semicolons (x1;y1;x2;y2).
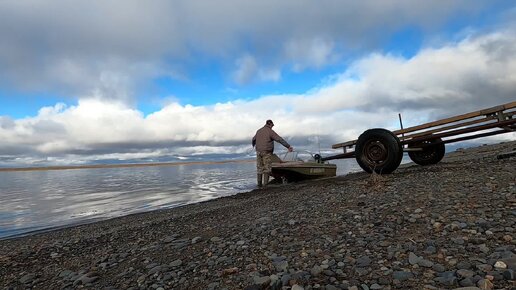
355;128;403;174
408;138;445;165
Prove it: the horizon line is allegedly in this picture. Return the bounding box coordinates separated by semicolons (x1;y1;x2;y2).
0;159;255;172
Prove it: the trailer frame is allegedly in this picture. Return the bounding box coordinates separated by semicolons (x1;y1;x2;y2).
321;101;516;174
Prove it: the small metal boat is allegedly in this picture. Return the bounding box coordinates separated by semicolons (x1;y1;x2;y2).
271;151;337;182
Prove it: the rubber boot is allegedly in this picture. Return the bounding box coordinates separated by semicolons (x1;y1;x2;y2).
263;173;270;188
257;174;263;188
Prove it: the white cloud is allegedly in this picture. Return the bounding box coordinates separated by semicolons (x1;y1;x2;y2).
0;0;488;99
294;30;516;117
1;26;516;165
285;38;336;72
232;55;281;84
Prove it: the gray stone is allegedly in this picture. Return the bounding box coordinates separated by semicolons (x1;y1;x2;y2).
59;270;73;278
169;259;183;267
503;269;514;280
356;256;371;267
418;258;434;268
191;236;202;244
19;273;36;284
73;274;98;286
424;246;437;254
478;244;490;254
458;277;475;287
434;276;457;286
476;264;492;272
311;265;323;276
378;277;390;285
456;261;472;270
408;252;420;265
355;267;369;276
162;273;172;281
432;264;446;272
163;236;177;243
253;276;271;286
148;266;161;275
392;271;414;281
210;237;221;242
281;274;291;286
456;269;475;278
273;260;288;272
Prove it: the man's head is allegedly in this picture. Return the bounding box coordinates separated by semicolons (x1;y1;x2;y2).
266;119;274;127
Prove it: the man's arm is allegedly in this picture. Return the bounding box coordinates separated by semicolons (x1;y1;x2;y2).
270;130;292;151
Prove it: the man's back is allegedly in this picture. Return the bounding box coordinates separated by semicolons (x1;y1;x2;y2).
254;126;275;153
253;125;290;153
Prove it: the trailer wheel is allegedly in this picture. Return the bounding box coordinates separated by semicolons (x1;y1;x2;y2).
355;128;403;174
408;138;445;165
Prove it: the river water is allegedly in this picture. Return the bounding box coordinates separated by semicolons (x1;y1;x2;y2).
0;159;361;239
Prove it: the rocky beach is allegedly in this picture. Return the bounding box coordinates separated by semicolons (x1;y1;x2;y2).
1;141;515;290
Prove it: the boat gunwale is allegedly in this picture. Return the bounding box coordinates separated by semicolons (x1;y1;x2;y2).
271;162;337;169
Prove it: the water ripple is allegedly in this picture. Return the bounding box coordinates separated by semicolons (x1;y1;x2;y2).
0;159;359;239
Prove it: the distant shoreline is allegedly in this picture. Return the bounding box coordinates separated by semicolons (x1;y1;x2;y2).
0;159;254;172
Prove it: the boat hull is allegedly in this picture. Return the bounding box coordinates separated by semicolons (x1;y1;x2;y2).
271;162;337;182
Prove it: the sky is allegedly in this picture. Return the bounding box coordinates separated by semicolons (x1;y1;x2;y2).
0;0;515;167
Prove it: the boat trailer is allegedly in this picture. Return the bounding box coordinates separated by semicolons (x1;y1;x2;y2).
320;101;516;174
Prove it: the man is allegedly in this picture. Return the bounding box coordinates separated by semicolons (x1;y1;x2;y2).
252;120;293;187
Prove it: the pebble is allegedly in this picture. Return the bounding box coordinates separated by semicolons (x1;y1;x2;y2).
19;273;36;284
493;261;506;269
191;236;202;244
392;271;414;281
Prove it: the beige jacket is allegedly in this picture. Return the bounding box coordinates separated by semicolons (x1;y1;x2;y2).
252;125;291;153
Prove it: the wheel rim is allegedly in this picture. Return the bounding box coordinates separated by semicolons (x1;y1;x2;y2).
414;140;437;160
363;140;388;166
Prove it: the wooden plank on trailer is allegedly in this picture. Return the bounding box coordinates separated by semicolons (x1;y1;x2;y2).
480;105;506;115
441;127;516;145
393;101;516;135
332;140;357;149
398;115;496;141
404;118;516;144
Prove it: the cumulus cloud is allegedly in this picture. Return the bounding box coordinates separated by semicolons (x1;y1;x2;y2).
0;1;514;165
295;30;516;118
232;55;281;84
1;29;515;166
285;38;336;72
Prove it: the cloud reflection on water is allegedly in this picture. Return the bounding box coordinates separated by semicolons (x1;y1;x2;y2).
0;158;362;239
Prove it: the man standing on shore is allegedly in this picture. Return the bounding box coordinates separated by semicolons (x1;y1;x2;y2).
252;120;293;188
